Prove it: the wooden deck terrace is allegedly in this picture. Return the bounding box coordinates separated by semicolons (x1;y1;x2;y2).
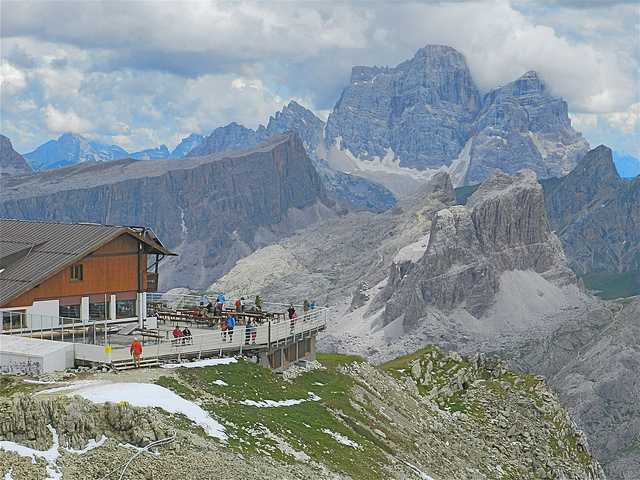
74;306;328;370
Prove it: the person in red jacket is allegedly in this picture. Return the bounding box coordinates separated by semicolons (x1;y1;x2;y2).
130;337;143;368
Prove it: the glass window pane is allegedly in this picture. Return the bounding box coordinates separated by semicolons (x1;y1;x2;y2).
116;299;136;319
89;302;106;320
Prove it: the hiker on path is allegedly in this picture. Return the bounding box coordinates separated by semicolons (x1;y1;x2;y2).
130;337;143;368
226;315;236;342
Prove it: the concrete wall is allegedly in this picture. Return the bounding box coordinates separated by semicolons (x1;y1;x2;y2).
0;337;74;374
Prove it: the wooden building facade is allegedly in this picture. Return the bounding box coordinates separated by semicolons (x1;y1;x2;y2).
0;219;175;330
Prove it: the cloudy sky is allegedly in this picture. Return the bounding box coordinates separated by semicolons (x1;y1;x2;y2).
1;0;638;155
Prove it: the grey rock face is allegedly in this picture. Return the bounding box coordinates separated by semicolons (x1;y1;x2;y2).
0;134;32;177
171;133;204;157
262;100;325;155
0;133;331;289
130;144;170;160
325;45;481;169
464;71;589;184
508;297;640;480
188;122;260;157
189;101;396;212
544;145;640;275
24;133;129;170
382;170;573;324
325;46;587;187
0;394;166;450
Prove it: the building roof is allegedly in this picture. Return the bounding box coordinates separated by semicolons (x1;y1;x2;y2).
0;218;175;306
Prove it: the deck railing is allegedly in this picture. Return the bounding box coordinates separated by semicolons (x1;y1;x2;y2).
76;306;328;364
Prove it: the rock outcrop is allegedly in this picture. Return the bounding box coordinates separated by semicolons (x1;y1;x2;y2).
0;133;332;289
463;71;588;185
24;133;129;171
381;170;573;325
0;395;165;451
0;135;32;177
544;144;640;276
508;297;640;479
325;45;481;170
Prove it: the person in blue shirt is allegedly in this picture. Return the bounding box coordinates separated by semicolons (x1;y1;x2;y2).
215;292;225;316
226;315;236;342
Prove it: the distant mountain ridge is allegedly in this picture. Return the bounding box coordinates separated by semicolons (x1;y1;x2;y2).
25;133;129;170
23;132;206;170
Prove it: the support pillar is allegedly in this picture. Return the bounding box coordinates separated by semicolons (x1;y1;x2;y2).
80;297;89;322
109;295;116;321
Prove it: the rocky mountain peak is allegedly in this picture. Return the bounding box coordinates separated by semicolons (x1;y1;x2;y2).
0;134;33;177
326;44;480;170
264;101;325;155
543;144;638;275
171;133;205;157
570;144;619;182
381;168;573;324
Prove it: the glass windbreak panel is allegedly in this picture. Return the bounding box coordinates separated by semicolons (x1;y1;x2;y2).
116;299;136;319
89;302;106;320
59;304;80;320
2;311;25;330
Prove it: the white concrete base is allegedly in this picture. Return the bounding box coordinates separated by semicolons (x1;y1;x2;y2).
0;336;74;375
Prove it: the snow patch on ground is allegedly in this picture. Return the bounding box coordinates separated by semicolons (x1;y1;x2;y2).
0;425;61;479
37;381;102;395
4;470;13;480
23;380;70;385
64;435;108;455
162;357;237;369
448;138;472;187
240;392;321;408
321;429;361;449
61;382;227;441
212;379;228;386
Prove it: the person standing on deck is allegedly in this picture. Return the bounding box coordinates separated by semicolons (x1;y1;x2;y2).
220;317;228;341
255;295;263;311
216;292;225;314
130;337;143;368
226;315;236;342
288;304;297;333
245;318;253;345
303;299;310;321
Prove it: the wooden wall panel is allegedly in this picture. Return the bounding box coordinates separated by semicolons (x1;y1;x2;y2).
5;233;149;307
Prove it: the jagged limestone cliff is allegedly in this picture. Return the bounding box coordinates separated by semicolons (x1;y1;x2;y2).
545;145;640;278
381;170;574;327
